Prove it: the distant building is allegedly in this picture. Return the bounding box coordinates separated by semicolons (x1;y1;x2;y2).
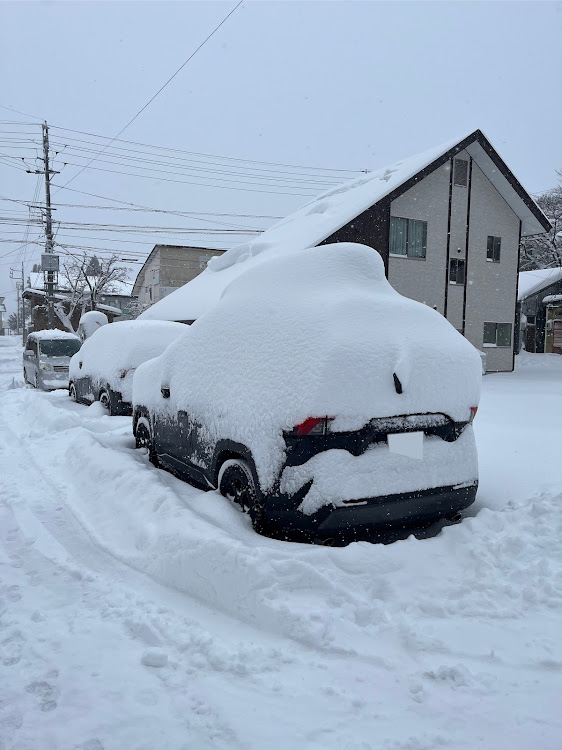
23;273;137;333
132;245;225;312
518;267;562;353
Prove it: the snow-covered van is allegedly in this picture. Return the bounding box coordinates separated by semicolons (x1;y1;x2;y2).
69;319;186;415
132;243;482;542
23;330;82;391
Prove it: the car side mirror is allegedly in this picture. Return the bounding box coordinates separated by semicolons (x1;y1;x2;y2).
78;362;83;369
161;386;170;399
24;349;33;357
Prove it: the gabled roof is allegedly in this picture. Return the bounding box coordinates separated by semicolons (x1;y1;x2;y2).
518;267;562;301
140;130;551;323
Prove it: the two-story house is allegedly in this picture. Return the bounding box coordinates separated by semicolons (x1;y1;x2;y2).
140;130;550;372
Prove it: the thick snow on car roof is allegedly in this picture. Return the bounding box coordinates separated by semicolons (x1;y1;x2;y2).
29;329;80;340
134;243;482;490
70;320;186;391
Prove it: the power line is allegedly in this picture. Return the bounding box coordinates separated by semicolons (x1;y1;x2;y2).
56;1;245;192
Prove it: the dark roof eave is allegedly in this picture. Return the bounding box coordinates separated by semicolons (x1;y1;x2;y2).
352;129;551;234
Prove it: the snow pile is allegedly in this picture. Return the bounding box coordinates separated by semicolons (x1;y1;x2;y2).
69;320;186;398
77;310;108;341
135;243;481;490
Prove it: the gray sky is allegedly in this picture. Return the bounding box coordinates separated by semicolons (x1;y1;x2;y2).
1;0;561;315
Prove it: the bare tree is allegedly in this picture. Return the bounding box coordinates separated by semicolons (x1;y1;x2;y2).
53;252;130;333
520;175;562;271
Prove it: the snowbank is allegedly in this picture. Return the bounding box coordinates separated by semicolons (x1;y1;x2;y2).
134;243;481;490
70;320;186;397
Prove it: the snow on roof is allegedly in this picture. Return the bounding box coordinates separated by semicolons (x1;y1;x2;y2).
542;294;562;304
27;273;134;297
141;130;548;324
140;137;467;323
518;268;562;301
28;329;80;340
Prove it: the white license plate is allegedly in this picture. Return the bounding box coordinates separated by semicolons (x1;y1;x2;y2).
387;431;424;460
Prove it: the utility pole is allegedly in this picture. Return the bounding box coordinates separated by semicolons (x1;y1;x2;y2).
9;266;23;335
27;121;59;329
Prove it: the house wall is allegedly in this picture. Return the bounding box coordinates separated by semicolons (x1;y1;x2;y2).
160;247;224;291
465;162;520;372
387;162;451;314
384;151;520;372
136;248;161;309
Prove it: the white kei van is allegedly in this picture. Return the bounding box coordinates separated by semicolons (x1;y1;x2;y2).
23;330;81;391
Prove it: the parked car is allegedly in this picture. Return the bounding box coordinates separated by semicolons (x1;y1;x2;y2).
132;243;482;543
23;330;81;391
77;310;108;342
69;320;186;415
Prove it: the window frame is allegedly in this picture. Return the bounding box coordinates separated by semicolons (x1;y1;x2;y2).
486;235;501;263
389;216;427;260
449;258;466;285
453;158;469;187
483;321;512;348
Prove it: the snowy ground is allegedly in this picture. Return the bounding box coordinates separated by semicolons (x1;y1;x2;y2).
1;335;561;750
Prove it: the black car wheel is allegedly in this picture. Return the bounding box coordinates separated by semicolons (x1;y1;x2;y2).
218;459;259;513
135;419;159;467
99;389;112;415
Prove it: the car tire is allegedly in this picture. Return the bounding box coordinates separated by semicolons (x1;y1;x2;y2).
135;418;159;467
69;382;77;402
218;459;264;529
99;389;112;415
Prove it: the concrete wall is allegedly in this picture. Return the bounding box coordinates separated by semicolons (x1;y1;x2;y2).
160;247;224;290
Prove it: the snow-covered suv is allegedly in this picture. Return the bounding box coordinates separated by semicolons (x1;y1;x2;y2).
132;243;482;542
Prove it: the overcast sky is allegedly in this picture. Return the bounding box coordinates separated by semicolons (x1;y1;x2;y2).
1;0;561;315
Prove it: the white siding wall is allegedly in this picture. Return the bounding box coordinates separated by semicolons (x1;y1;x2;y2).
387;152;520;372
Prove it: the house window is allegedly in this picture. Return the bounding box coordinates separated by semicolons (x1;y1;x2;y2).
487;235;501;262
390;217;427;259
449;258;466;284
454;158;469;187
483;322;512;347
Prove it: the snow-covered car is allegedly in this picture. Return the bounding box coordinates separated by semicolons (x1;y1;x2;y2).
132;243;482;542
69;320;187;416
23;330;82;391
77;310;108;342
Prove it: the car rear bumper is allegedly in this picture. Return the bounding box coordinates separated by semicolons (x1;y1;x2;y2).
263;482;477;541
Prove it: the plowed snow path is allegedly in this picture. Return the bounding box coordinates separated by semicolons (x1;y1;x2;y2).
1;337;561;749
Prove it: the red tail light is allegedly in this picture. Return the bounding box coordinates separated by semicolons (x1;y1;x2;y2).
469;406;478;422
295;417;333;436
